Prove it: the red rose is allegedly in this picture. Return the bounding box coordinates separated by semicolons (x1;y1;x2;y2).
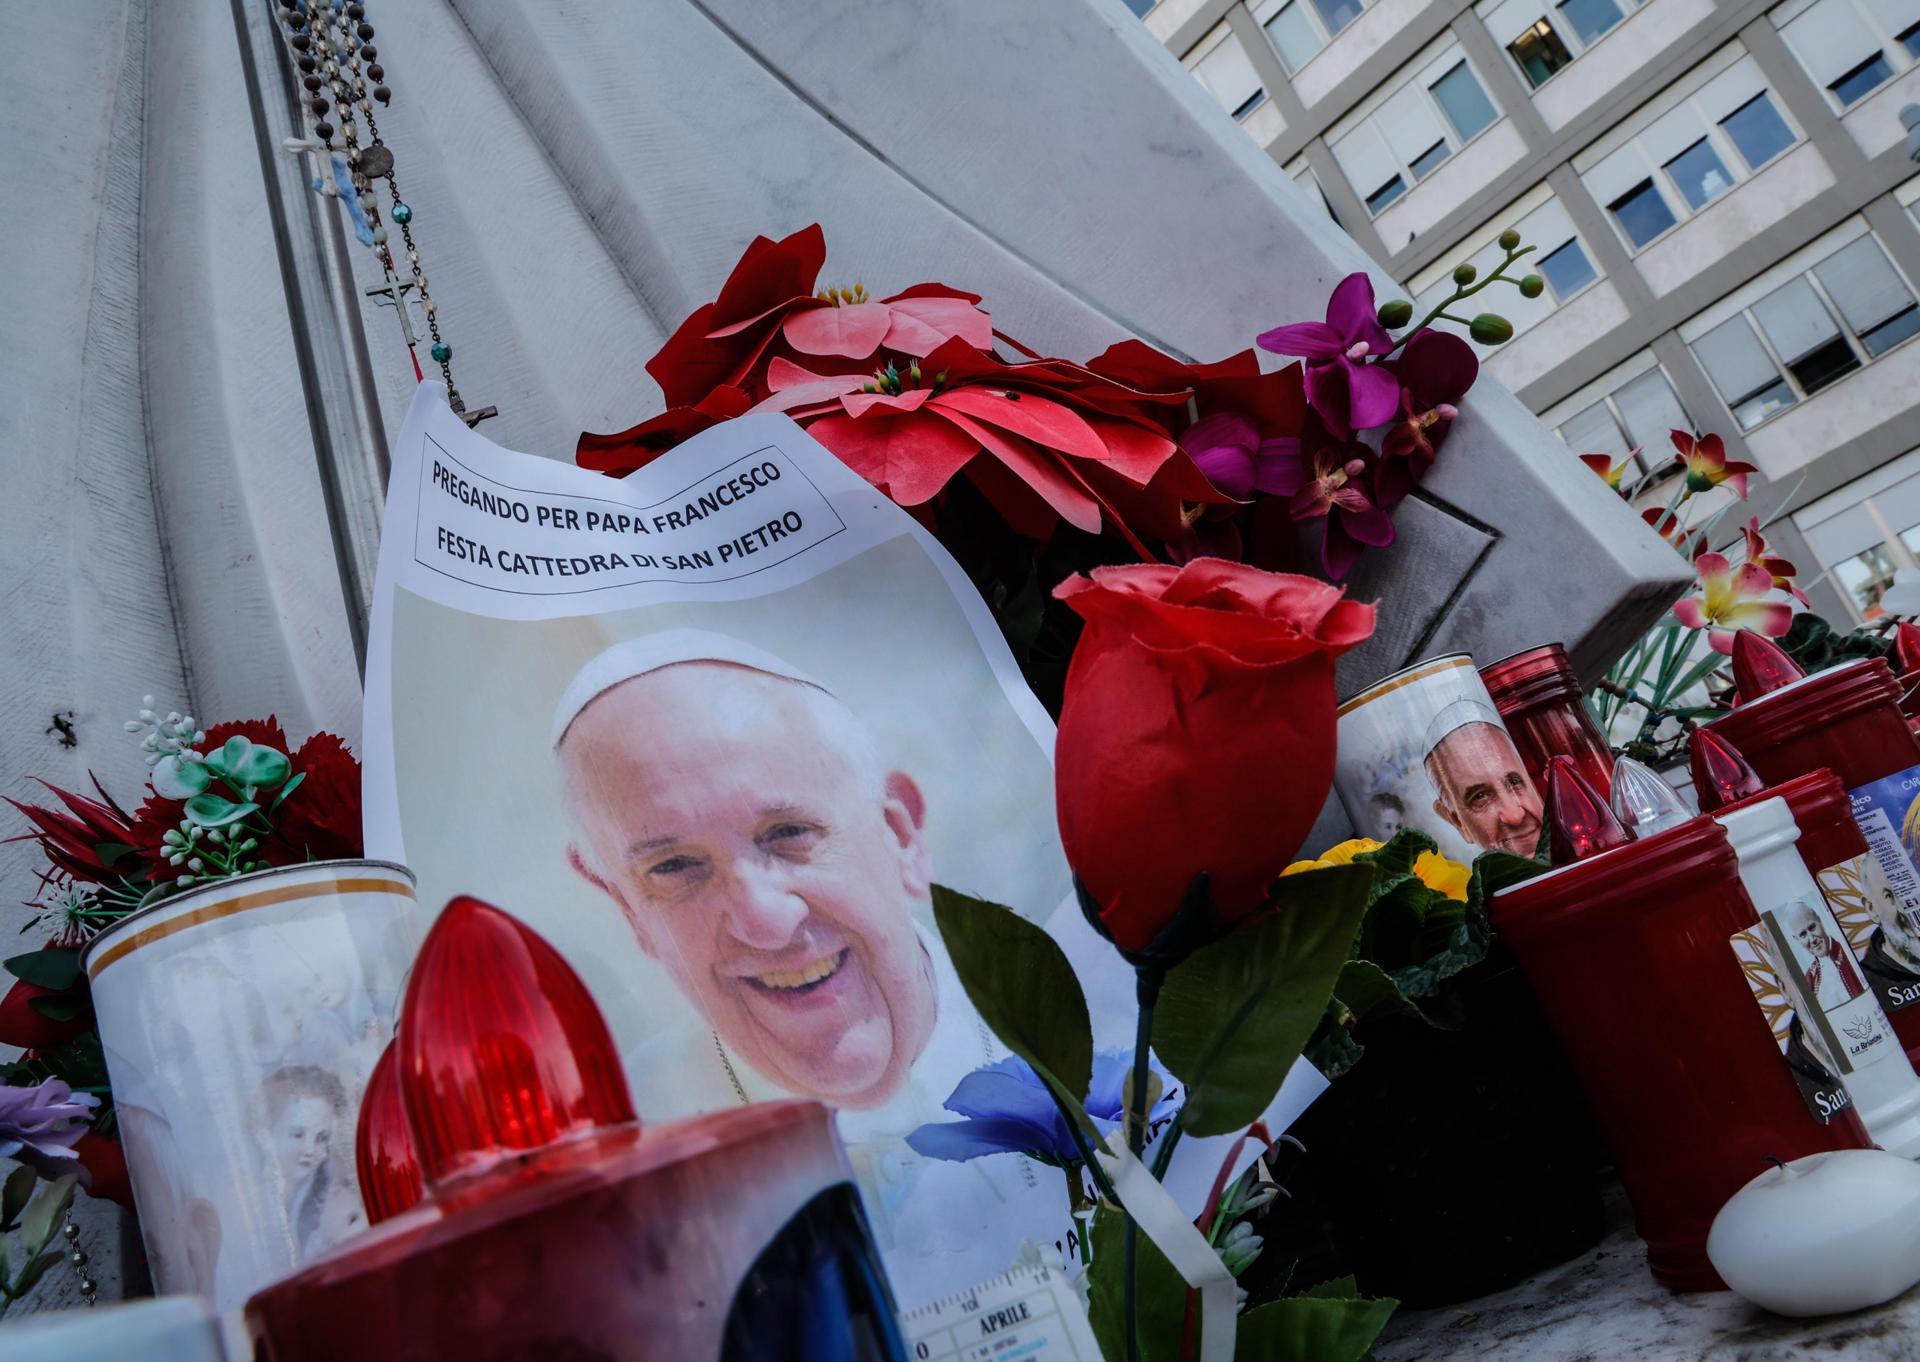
1053;560;1375;952
74;1130;132;1208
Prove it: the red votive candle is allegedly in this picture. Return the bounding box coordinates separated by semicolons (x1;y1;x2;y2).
1492;816;1871;1291
1710;660;1920;1036
1481;643;1615;800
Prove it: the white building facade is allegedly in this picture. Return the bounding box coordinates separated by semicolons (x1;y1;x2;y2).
1139;0;1920;623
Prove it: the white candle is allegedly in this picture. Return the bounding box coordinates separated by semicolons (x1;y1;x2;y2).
1707;1149;1920;1316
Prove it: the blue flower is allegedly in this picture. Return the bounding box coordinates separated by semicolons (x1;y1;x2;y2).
906;1049;1181;1167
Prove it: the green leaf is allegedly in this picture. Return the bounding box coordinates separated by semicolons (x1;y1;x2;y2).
0;1166;36;1230
1155;864;1373;1137
93;842;135;869
11;1250;61;1297
1333;960;1425;1026
930;885;1095;1138
1087;1203;1188;1362
26;996;82;1023
1298;1274;1360;1300
1235;1295;1398;1362
2;949;80;991
268;770;308;815
232;744;292;791
18;1175;76;1252
182;793;259;829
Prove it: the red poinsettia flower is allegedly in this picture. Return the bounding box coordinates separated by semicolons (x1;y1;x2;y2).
577;386;752;476
641;224;991;409
1741;517;1810;606
1672;430;1757;498
759;339;1225;555
4;779;139;887
1082;341;1307;443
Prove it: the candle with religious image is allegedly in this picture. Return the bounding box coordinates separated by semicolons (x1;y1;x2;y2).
1491;814;1871;1291
1335;654;1545;864
1715;797;1920;1158
1710;660;1920;1041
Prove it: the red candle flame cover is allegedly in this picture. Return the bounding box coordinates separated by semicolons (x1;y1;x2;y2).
247;896;907;1362
1546;754;1630;864
398;895;636;1189
355;1041;423;1225
1731;631;1805;705
1480;642;1616;799
1896;623;1920;722
1689;727;1765;811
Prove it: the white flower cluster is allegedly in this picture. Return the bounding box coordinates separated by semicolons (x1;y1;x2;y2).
123;696;206;768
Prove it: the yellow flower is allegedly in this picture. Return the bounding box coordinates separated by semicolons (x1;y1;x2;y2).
1413;850;1471;902
1282;839;1469;902
1281;838;1383;877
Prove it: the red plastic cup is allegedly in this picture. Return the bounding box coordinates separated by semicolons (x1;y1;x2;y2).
1492;816;1871;1291
1481;643;1615;801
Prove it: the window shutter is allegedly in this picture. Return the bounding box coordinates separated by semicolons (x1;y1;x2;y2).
1780;0;1883;87
1814;235;1913;336
1559;402;1632;464
1752;276;1842;363
1692;317;1782;401
1377;84;1449;165
1332;122;1403;197
1195;35;1264;115
1613;368;1691;450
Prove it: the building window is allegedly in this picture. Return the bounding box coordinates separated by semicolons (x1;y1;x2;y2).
1558;0;1626;45
1367;176;1408;212
1330;47;1502;216
1122;0;1157;15
1832;52;1895;103
1777;0;1920;112
1719;93;1795;170
1431;61;1499;140
1610;180;1678;247
1687;231;1920;430
1664;138;1734;210
1509;20;1574;87
1581;57;1801;253
1313;0;1366;32
1538;238;1598;298
1262;0;1327;73
1553;363;1694;480
1190;31;1267;123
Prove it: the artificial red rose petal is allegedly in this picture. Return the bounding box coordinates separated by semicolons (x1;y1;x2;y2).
74;1131;132;1208
0;979;87;1051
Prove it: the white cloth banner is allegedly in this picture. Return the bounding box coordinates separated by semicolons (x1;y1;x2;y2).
361;383;1324;1307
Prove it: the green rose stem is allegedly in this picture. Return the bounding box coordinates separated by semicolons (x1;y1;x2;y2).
1124;964;1165;1362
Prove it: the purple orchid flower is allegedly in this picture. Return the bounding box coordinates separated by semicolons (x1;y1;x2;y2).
0;1078;97;1180
1259;417;1396;580
1168;410;1309;563
1256;274;1401;439
1378;329;1479;508
906;1050;1182;1167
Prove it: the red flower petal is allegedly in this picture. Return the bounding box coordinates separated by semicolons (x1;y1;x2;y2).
805;409;981;506
782;301;893;359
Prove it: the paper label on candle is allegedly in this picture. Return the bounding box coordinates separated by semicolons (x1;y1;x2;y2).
1730;917;1856;1124
1843;767;1920;1011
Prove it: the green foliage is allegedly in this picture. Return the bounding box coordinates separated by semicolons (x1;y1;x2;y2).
1780;611;1890;673
0;1173;77;1319
1154;865;1373;1136
1233;1293;1398;1362
1309;835;1547;1074
1088;1204;1189;1362
2;949;80;991
931;885;1096;1143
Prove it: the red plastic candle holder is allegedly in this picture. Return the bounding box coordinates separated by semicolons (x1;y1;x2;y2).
1480;643;1616;800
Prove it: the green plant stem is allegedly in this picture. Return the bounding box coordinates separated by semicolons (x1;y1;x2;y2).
1150;1110;1185;1181
1385;244;1536;354
1125;966;1164;1362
